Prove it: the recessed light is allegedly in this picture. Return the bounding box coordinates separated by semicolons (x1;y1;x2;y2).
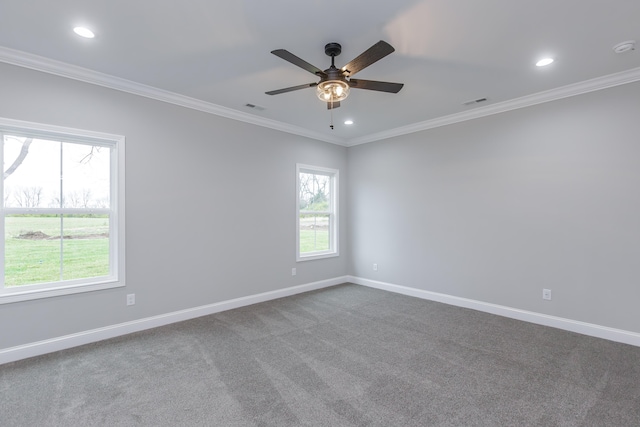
73;27;95;39
536;58;554;67
344;120;354;125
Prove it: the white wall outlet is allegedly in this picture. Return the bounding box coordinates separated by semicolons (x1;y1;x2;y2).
373;263;378;271
126;293;135;306
291;268;296;276
542;289;551;300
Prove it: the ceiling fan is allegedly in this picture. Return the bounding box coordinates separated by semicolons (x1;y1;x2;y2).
266;40;404;110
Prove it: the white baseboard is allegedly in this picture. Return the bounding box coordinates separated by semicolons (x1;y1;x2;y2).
0;276;347;365
5;275;638;365
348;276;640;348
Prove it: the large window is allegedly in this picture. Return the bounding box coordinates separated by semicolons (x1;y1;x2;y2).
297;164;338;261
0;118;125;304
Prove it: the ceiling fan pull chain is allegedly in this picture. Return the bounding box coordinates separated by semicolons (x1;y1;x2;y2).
330;98;334;129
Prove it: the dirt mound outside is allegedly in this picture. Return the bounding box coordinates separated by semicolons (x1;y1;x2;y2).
16;231;50;240
15;231;109;240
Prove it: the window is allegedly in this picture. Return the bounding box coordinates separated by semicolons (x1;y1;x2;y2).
297;164;338;261
0;118;125;304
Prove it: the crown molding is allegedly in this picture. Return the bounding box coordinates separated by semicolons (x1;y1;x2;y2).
348;66;640;146
0;46;347;146
2;46;639;148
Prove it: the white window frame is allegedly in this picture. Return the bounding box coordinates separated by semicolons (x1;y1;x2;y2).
296;164;339;262
0;117;125;304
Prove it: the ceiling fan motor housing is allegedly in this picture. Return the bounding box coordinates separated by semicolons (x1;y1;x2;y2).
321;67;346;82
324;43;342;58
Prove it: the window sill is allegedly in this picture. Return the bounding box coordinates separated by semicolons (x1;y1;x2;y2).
297;251;339;262
0;279;124;305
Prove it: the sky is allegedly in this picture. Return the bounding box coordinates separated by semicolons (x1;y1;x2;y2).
3;135;111;209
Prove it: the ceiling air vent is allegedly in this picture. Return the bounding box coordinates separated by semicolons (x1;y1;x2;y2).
245;103;266;111
613;40;636;54
462;97;487;106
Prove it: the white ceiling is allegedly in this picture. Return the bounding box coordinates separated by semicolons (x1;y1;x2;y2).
0;0;639;145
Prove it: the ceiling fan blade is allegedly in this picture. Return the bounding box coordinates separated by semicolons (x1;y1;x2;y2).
348;79;404;93
327;101;341;110
266;83;317;95
271;49;327;77
340;40;395;76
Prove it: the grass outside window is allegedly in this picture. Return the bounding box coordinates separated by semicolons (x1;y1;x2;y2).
5;215;109;287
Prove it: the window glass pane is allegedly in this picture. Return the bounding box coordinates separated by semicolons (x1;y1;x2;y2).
299;214;330;253
62;214;110;280
62;143;111;208
299;173;331;212
4;214;111;286
3;136;60;208
5;215;61;287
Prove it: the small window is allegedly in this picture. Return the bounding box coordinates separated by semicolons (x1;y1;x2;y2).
0;118;125;304
297;164;338;261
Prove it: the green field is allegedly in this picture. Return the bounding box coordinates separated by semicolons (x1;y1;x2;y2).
5;216;110;287
299;215;330;253
5;215;329;286
300;229;329;253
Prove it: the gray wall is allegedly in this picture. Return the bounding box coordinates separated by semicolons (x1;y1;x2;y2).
0;63;348;349
348;81;640;333
2;58;639;352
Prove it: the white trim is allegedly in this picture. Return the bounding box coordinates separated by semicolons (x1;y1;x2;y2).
297;252;340;262
0;46;347;147
349;276;640;348
0;117;126;304
0;130;5;285
0;280;124;305
296;164;339;262
4;275;639;365
0;276;347;365
0;116;123;144
2;46;639;147
347;67;640;146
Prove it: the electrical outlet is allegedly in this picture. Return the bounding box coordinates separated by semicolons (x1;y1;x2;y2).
292;268;296;276
127;293;135;306
373;263;378;271
542;289;551;301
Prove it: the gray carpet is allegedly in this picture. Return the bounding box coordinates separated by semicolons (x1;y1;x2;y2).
1;283;639;426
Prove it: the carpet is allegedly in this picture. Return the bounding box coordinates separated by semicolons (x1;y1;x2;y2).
1;283;639;426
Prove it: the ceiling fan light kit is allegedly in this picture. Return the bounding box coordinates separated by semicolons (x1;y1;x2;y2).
316;80;350;102
266;40;403;111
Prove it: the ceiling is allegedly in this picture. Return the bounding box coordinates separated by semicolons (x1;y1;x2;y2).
0;0;639;146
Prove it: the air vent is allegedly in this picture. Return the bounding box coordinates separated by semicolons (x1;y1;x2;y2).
463;97;488;106
245;103;266;111
613;40;636;54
